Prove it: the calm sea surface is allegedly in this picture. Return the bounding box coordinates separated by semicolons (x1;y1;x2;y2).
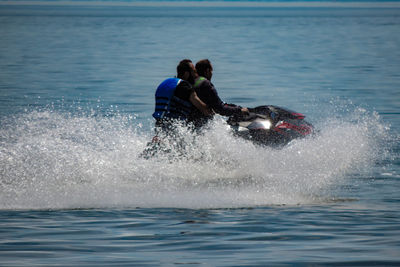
1;3;400;266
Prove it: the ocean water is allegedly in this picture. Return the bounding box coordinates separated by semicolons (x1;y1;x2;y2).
1;1;400;266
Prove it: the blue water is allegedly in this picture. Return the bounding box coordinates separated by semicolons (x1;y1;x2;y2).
1;2;400;266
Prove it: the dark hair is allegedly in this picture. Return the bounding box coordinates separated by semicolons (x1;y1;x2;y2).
195;59;212;77
177;59;193;79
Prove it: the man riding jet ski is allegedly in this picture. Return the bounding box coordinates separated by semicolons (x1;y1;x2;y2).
227;105;314;146
141;104;314;159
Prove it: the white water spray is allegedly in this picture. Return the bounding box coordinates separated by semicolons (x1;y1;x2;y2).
0;107;390;210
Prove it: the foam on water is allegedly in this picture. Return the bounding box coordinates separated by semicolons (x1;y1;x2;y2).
0;106;391;210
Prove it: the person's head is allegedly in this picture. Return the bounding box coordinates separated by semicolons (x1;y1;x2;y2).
195;59;213;81
177;59;197;85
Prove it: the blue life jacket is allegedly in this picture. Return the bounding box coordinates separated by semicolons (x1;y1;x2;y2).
152;78;193;120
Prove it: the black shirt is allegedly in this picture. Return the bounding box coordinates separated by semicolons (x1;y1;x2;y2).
189;79;242;126
174;80;194;102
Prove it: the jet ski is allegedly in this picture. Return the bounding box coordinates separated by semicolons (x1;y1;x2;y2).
227;105;314;146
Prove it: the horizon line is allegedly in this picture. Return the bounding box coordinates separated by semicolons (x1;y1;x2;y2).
1;1;400;8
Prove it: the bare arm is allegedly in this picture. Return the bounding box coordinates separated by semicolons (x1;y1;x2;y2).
189;91;213;116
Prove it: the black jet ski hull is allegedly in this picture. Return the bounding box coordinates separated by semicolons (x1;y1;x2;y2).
227;105;314;146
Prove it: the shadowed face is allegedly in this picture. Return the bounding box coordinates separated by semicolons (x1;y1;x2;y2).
183;62;198;85
205;64;213;81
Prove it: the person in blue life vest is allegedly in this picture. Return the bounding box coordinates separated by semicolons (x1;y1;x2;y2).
152;59;212;135
140;59;212;158
189;59;249;128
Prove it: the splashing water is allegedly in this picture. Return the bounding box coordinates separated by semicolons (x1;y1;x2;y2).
0;106;391;210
